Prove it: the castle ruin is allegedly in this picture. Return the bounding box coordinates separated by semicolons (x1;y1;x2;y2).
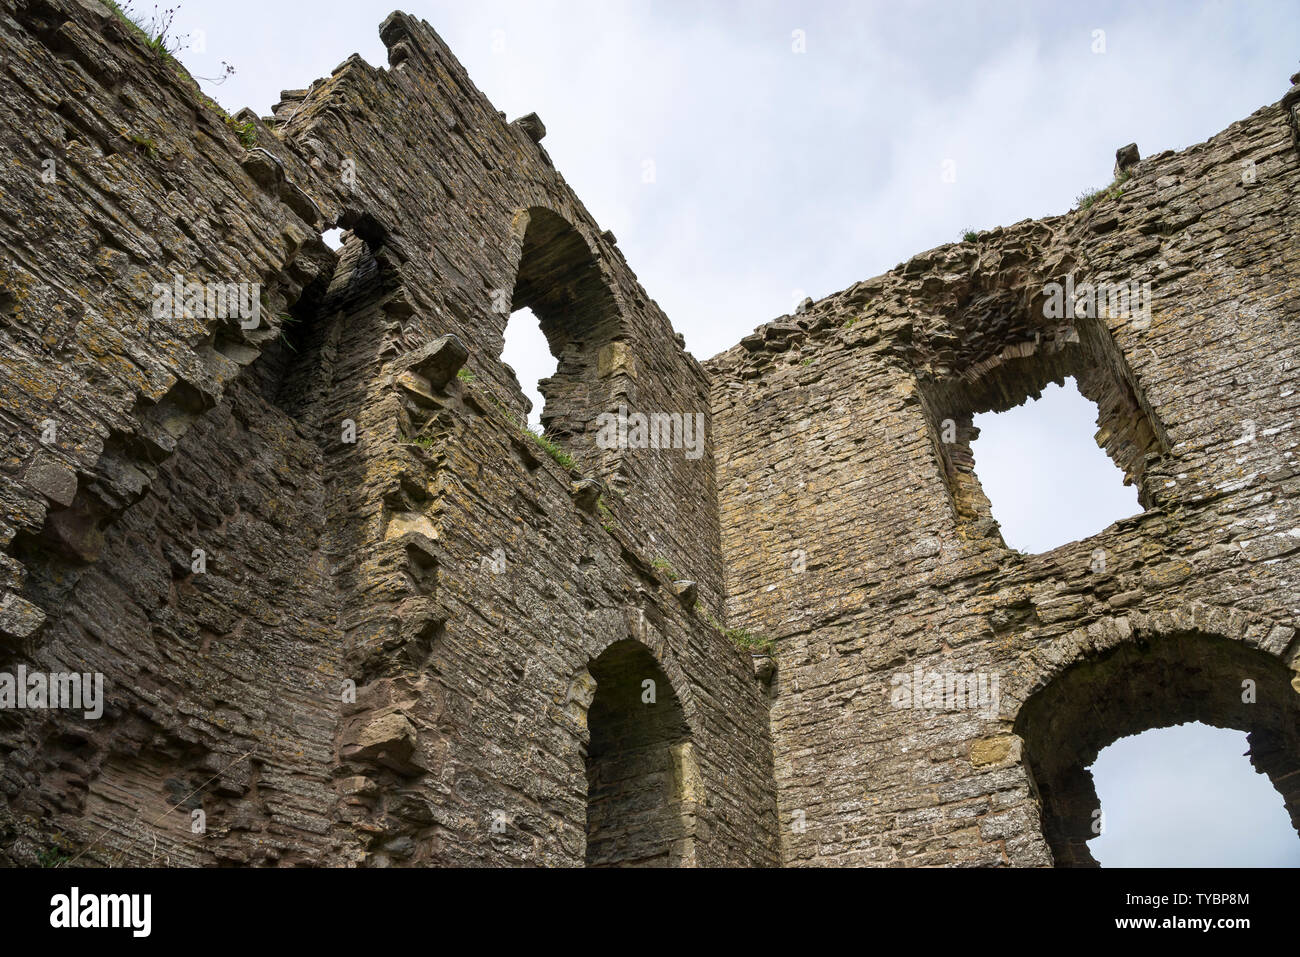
0;0;1298;867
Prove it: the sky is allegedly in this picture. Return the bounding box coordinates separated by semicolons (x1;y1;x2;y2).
1092;723;1300;867
973;379;1140;554
153;0;1300;865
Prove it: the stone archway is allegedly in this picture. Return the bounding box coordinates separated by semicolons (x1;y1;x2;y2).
504;206;624;467
583;639;699;867
1014;627;1300;866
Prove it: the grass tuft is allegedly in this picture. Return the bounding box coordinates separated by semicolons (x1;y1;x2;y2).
1076;169;1132;211
694;603;774;654
105;3;246;145
525;426;575;470
105;1;183;57
225;117;257;149
124;131;157;157
651;557;676;578
37;848;71;868
486;396;578;470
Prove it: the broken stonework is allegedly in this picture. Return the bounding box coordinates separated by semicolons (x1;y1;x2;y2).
1114;142;1140;175
0;0;1296;868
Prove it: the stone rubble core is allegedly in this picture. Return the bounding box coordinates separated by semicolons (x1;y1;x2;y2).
0;0;1296;867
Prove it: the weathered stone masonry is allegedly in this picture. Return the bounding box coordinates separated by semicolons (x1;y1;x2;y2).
710;76;1300;865
0;0;1295;866
0;0;774;867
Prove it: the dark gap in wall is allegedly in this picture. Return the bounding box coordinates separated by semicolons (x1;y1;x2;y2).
585;639;695;867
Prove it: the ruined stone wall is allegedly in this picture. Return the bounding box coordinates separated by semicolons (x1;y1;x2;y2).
270;14;727;616
0;0;352;864
0;0;1295;870
0;0;779;867
708;86;1300;865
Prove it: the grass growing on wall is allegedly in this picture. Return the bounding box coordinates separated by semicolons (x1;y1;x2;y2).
695;603;774;654
104;1;254;146
1076;169;1133;211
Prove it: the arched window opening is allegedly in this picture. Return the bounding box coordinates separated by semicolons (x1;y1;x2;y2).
1016;630;1300;866
969;377;1140;553
1089;722;1300;866
584;640;697;867
506;208;622;466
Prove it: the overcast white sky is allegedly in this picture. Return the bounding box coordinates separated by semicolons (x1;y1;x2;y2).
159;0;1300;866
1092;723;1300;866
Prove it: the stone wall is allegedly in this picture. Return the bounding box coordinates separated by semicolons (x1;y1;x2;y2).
708;84;1300;865
0;0;1295;868
0;0;778;867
